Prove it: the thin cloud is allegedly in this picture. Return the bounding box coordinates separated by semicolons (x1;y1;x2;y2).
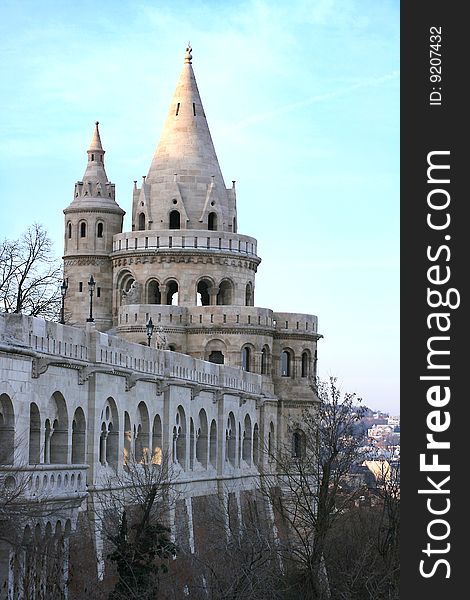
222;70;399;132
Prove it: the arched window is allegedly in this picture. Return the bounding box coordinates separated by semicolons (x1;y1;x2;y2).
245;282;253;306
226;413;236;466
80;222;87;238
0;394;15;465
242;414;252;465
292;429;305;458
209;420;217;468
122;411;131;466
196;409;208;469
174;406;186;469
197;279;211;306
152;415;162;465
208;212;217;231
29;403;41;464
97;222;104;238
169;210;181;229
268;422;275;458
138;213;146;231
166;280;179;305
261;347;269;375
217;279;233;305
281;350;291;377
242;346;251;372
147;280;161;304
71;408;86;464
253;423;260;466
49;392;69;465
67;222;72;239
301;351;310;378
135;402;150;464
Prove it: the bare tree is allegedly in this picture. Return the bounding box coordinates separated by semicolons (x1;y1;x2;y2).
93;455;178;600
0;223;62;319
264;377;366;599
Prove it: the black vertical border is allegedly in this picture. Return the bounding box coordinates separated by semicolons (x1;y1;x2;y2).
401;3;467;597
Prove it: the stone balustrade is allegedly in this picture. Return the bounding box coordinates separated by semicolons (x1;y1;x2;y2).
112;229;259;257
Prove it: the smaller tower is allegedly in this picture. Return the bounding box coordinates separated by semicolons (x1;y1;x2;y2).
63;122;125;330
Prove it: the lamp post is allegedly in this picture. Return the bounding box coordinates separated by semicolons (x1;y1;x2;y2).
86;275;96;322
146;317;154;346
59;278;68;324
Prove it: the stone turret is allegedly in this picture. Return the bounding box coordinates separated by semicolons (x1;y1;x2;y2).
63;122;125;331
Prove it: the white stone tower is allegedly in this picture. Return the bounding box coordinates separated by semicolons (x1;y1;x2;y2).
63;122;125;330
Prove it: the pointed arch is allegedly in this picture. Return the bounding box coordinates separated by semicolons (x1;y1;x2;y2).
245;282;254;306
301;350;311;378
242;414;252;465
174;405;187;469
135;402;150;464
0;394;15;465
124;411;132;466
138;212;146;231
49;392;69;464
209;419;217;468
152;414;163;465
226;412;236;466
196;409;208;468
29;403;41;465
71;407;86;464
253;423;260;467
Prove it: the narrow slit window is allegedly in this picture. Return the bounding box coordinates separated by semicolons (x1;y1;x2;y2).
192;102;196;116
176;102;180;116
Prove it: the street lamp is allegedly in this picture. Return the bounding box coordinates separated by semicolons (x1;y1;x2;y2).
59;278;68;324
86;275;96;322
146;317;154;346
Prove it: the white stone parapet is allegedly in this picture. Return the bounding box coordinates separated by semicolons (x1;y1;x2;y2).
112;229;259;257
273;311;319;334
0;313;262;396
118;304;276;330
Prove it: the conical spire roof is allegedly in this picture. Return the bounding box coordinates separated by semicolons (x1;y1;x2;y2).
82;121;108;187
65;122;124;214
147;45;226;186
143;46;234;231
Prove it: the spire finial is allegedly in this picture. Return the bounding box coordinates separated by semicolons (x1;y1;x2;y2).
184;43;192;64
88;120;104;153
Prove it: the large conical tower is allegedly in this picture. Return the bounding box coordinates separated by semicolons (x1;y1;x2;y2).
113;45;260;328
63;122;125;330
132;45;237;234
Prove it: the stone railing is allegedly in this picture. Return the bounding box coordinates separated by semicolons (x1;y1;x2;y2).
117;305;276;330
1;464;88;499
273;311;319;334
112;230;259;257
0;313;262;396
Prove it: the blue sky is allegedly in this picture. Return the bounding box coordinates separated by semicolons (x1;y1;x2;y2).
0;0;399;414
